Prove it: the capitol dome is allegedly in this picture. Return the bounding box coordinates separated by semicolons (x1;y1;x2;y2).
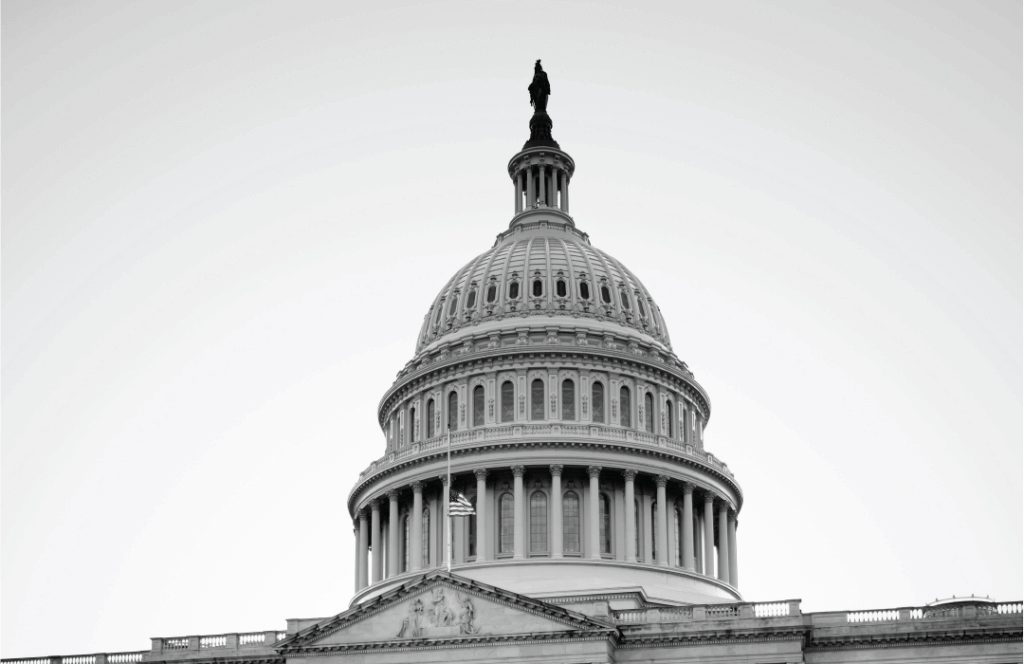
347;82;741;612
415;219;673;355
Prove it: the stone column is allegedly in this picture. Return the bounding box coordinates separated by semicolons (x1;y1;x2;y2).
538;166;546;206
515;170;522;213
411;481;424;571
357;510;369;590
553;170;560;209
728;511;738;588
439;475;450;568
562;175;569;212
655;476;669;566
474;469;488;562
717;501;730;584
703;494;715;577
512;465;525;559
371;500;382;583
387;490;400;577
588;466;602;559
623;469;637;561
526;167;535;207
550;465;564;558
682;483;695;571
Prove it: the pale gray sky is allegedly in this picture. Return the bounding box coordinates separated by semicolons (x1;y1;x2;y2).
2;0;1021;657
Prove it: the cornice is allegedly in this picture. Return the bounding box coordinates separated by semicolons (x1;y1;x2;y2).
346;438;743;515
806;625;1024;651
282;632;614;656
619;627;808;649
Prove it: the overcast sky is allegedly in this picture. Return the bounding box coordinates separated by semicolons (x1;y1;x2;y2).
2;0;1021;657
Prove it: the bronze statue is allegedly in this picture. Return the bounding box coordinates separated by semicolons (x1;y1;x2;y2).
528;60;550;112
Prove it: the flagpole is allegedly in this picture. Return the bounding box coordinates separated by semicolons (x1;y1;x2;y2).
446;424;452;573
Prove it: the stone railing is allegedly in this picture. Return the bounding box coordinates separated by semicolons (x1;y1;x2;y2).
2;654;146;664
149;631;286;654
811;601;1024;625
613;600;801;624
359;423;729;482
612;599;1024;627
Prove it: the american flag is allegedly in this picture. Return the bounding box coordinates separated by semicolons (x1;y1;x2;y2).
448;489;475;516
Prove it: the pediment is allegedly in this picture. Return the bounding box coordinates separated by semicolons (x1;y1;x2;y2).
280;571;614;650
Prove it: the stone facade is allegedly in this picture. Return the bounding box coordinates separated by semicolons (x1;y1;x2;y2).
4;80;1020;664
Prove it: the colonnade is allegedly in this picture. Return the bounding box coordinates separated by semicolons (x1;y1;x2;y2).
353;464;738;594
514;164;569;214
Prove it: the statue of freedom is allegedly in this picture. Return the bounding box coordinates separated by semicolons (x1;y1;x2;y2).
528;60;550;112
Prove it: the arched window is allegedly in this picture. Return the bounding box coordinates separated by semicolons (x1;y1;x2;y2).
468;496;477;558
448;391;458;431
556;280;567;297
426;399;435;439
592;382;605;423
651;501;658;561
466;289;477;310
601;285;612;304
509;281;520;299
563;491;580;553
403;515;410;572
501;381;515;422
620;289;631;310
422;508;431;568
634;500;641;561
579;281;591;300
486;284;497;303
561;379;575;420
600;494;612;554
532;279;543;297
620;386;631;427
644;392;654;433
531;379;545;421
499;493;515;554
409;406;417;443
665;400;674;439
530;491;548;552
473;385;485;427
637;297;646;318
448;296;458;315
674;509;682;566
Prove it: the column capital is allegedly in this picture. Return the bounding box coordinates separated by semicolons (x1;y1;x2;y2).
622;468;638;481
682;482;695;495
703;492;717;505
655;474;669;488
511;465;526;477
411;480;425;493
371;497;383;511
473;468;489;480
358;508;369;522
587;465;602;479
717;500;730;514
438;474;450;485
387;489;400;501
549;464;564;476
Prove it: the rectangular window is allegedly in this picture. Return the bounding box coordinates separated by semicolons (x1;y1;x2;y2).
530;492;548;552
531;379;545;420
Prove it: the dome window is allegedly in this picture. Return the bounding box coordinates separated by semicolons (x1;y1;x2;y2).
509;281;520;299
579;282;591;300
466;290;477;309
448;297;458;316
486;285;497;303
637;297;646;318
619;290;631;310
532;279;543;297
556;280;567;298
601;285;611;304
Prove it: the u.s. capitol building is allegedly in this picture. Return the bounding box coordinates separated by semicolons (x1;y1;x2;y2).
6;67;1020;664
